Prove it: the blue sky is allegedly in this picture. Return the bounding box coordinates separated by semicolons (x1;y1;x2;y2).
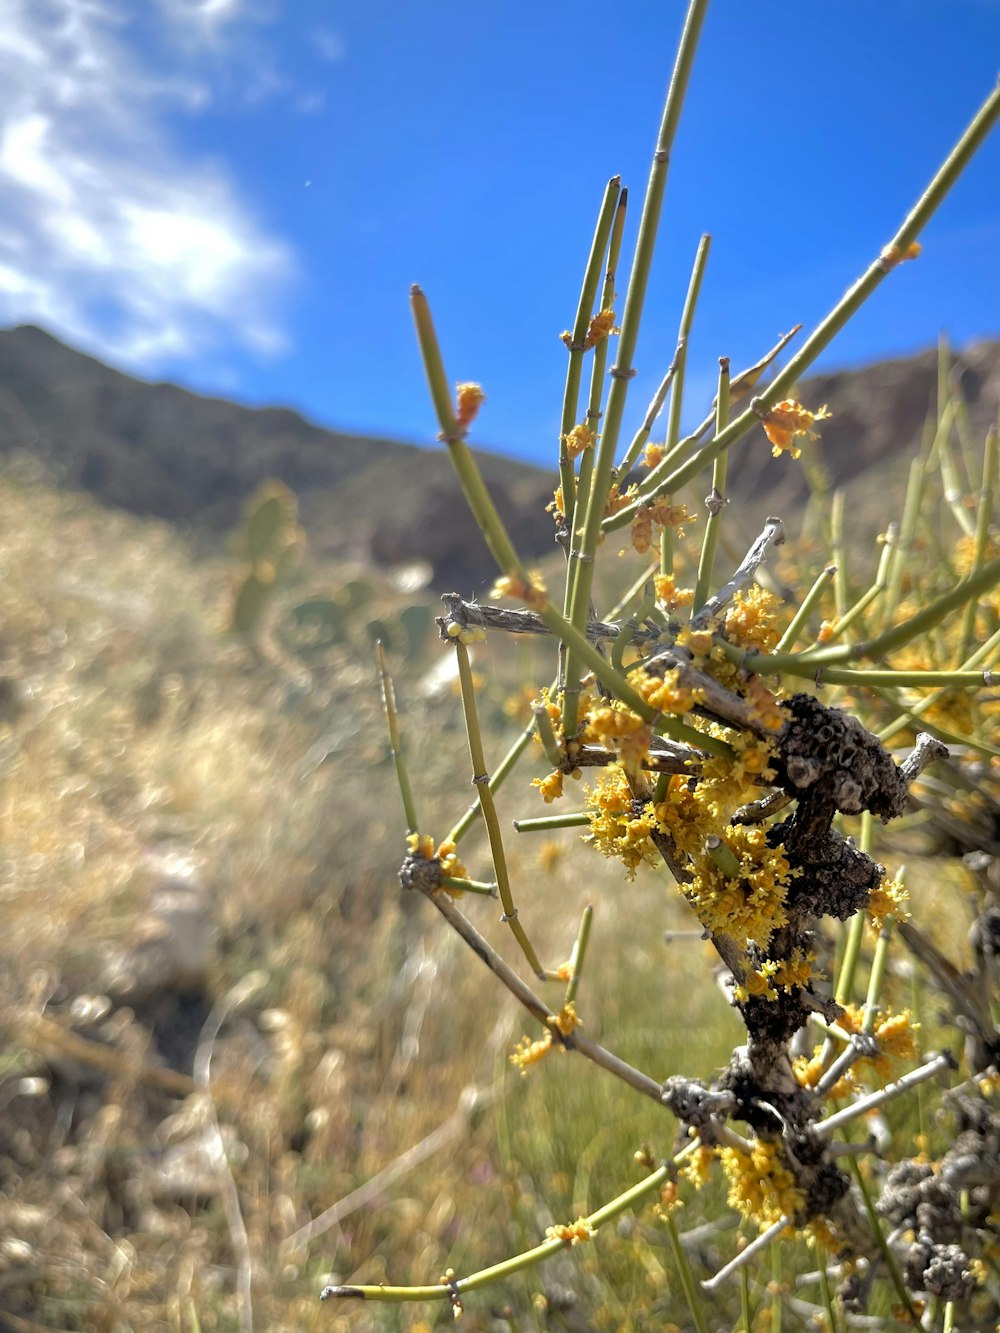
0;1;997;467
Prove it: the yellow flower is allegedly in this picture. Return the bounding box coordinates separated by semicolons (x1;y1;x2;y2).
406;832;436;860
724;584;784;654
455;381;486;429
533;769;565;803
879;240;922;270
760;400;831;459
630;500;695;553
562;423;593;459
720;1140;802;1229
491;571;547;609
545;1219;596;1245
584;308;617;349
510;1031;553;1074
550;1001;580;1038
654;573;694;611
435;839;469;883
866;875;909;930
643;442;667;469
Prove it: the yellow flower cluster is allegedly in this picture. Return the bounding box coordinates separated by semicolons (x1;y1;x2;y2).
407;832;436;860
584;765;658;878
720;1139;803;1229
652;773;719;859
435;839;469;881
583;699;651;774
633;665;703;718
653;573;694;611
734;949;816;1003
680;1145;715;1190
630;500;696;555
559;308;619;351
643;441;666;469
744;675;788;733
603;481;639;519
760;399;831;459
509;1004;580;1075
562;423;593;459
723;584;784;654
879;240;922;270
794;1005;919;1095
455;381;486;429
654;1180;682;1218
866;874;910;931
445;620;487;647
405;832;469;895
491;571;547;609
684;824;794;948
533;769;565;803
584;307;618;348
510;1031;554;1074
545;1218;596;1245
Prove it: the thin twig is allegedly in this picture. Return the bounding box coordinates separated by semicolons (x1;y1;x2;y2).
193;973;266;1333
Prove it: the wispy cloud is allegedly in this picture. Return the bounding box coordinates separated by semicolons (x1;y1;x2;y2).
0;0;294;370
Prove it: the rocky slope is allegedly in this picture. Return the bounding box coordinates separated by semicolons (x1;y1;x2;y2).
0;324;996;587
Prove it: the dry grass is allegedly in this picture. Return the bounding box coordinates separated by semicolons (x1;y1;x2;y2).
0;466;750;1330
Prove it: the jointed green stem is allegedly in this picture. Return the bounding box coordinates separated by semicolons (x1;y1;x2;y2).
454;640;545;977
604;79;1000;533
562;0;709;740
564;904;593;1005
958;421;997;660
559;176;623;536
692;357;730;613
513;812;591;833
774;564;836;654
717;553;1000;676
376;642;419;834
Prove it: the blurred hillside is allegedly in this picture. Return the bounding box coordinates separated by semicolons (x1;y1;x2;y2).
1;323;997;589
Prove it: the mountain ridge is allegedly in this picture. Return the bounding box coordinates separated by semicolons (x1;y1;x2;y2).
1;323;997;587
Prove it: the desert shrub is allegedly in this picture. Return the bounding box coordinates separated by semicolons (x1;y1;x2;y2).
322;6;1000;1329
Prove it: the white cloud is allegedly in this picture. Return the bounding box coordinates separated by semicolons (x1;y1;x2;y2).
0;0;294;370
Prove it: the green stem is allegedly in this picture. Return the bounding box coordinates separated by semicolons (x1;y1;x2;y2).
564;904;593;1005
449;715;537;845
846;1156;921;1324
325;1163;674;1305
821;525;895;645
958;421;998;660
665;1210;710;1333
774;564;836;654
559;176;623;536
454;641;544;977
862;915;896;1036
692;357;730;612
534;704;564;769
830;489;849;618
718;637;994;688
604;78;1000;532
575;186;630;530
718;553;1000;674
884;455;928;623
513;813;591;832
376;642;419;834
411;285;524;578
438;875;498;897
562;0;709;739
877;623;1000;743
655;233;712;479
